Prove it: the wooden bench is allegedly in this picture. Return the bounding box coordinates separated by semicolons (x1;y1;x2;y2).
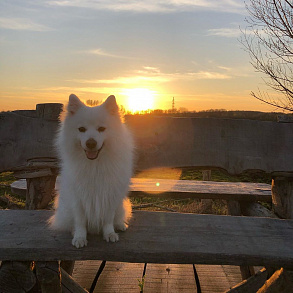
1;104;293;292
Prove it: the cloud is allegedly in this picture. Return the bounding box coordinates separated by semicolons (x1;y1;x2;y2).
49;0;245;14
189;71;231;79
84;48;134;59
0;17;52;31
207;27;242;38
70;66;231;86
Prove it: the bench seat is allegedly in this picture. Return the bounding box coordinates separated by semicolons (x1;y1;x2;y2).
130;178;271;202
11;178;272;202
1;210;293;268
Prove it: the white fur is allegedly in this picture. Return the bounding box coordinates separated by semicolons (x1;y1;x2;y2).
49;94;133;248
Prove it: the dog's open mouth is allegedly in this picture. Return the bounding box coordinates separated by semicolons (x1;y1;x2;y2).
85;144;104;160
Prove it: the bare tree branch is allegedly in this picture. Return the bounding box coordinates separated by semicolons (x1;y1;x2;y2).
242;0;293;111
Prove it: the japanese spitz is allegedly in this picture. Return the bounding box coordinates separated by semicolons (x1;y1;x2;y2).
50;94;133;248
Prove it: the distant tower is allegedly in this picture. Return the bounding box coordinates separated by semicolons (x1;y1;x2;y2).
172;97;175;112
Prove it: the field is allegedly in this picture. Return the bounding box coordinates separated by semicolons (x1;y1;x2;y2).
0;168;271;214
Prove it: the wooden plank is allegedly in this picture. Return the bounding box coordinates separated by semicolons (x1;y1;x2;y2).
257;268;293;293
61;267;89;293
226;268;268;293
72;261;144;292
196;265;242;292
11;178;272;202
143;264;197;292
131;179;272;202
72;262;242;293
1;210;293;268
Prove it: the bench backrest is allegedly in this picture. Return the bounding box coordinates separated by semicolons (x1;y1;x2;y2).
1;103;293;175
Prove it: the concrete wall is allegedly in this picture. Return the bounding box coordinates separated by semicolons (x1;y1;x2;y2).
1;104;293;175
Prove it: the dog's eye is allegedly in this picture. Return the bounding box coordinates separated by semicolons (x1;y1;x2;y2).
78;127;86;133
98;127;106;132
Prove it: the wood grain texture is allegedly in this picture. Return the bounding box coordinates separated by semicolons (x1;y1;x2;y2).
1;210;293;268
130;178;272;202
226;268;267;293
0;261;36;293
11;178;272;202
72;261;242;293
272;178;293;219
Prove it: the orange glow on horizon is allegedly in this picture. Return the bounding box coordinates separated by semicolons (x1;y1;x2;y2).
122;88;157;113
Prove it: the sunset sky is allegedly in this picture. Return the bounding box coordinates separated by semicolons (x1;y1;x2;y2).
0;0;276;112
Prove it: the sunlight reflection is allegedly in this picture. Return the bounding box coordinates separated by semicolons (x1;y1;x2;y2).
132;167;182;194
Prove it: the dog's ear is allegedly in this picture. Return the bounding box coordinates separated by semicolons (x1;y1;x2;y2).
67;94;84;115
104;95;119;115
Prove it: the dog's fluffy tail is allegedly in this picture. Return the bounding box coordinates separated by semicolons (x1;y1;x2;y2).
47;196;72;231
124;197;132;224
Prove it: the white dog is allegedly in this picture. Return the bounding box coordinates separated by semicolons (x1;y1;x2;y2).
49;94;133;248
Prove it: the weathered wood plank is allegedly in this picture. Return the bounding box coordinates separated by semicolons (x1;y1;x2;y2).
72;261;144;292
11;178;272;202
61;267;88;293
257;268;293;293
130;179;272;202
196;265;242;292
72;262;242;293
1;210;293;268
143;264;197;292
225;268;268;293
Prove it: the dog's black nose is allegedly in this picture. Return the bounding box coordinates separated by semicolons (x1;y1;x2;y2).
86;138;97;149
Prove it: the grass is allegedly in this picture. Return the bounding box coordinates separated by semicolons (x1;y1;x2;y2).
0;168;271;214
0;172;25;209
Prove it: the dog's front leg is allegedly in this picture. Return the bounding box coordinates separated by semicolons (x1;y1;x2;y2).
103;210;119;243
72;204;88;248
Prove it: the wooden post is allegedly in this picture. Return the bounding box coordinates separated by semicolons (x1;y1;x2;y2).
272;176;293;219
13;160;59;210
227;200;255;280
262;175;293;291
202;170;211;181
0;261;36;293
36;261;62;293
26;175;57;210
200;170;213;213
12;160;61;290
36;103;63;120
61;260;75;276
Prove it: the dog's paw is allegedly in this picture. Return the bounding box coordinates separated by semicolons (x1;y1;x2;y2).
72;237;88;248
115;222;128;232
103;232;119;243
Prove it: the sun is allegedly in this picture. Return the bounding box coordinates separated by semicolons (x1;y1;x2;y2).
124;88;155;113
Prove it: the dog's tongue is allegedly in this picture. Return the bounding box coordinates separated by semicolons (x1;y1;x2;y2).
86;150;98;160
